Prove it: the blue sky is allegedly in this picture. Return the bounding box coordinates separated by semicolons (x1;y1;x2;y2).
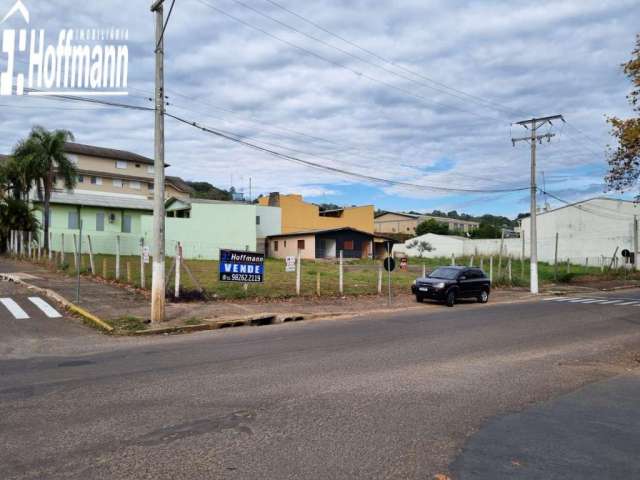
0;0;638;218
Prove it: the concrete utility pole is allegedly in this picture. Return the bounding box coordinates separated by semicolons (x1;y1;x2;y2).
512;115;563;294
151;0;166;322
634;215;639;272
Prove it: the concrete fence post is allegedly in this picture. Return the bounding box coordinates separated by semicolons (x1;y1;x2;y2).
72;234;79;272
28;231;32;258
377;267;383;295
469;255;474;267
316;271;321;296
115;235;121;280
140;241;146;289
48;231;53;262
451;253;455;266
480;257;484;271
175;242;182;299
102;258;108;278
127;262;132;283
87;235;95;274
339;250;344;295
489;257;494;282
566;259;571;274
422;263;426;278
296;250;301;296
508;258;512;284
60;233;65;265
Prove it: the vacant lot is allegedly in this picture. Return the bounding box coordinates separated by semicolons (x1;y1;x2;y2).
34;252;640;300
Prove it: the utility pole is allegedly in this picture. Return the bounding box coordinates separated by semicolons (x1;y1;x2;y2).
151;0;166;322
512;114;563;294
634;215;639;272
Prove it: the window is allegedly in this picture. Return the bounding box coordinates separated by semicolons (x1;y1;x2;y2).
116;160;127;169
274;240;279;252
77;175;84;183
96;213;105;231
148;182;154;191
343;240;354;250
297;239;305;250
90;176;102;185
122;215;132;233
129;181;141;190
256;216;261;225
68;211;79;229
135;164;141;168
113;178;123;188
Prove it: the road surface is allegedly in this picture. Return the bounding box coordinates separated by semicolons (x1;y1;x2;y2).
1;289;639;479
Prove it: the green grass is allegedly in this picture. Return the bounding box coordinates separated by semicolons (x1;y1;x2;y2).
183;317;204;326
110;315;148;332
38;252;640;300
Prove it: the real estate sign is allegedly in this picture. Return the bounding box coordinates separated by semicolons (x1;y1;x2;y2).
219;250;265;283
285;256;296;273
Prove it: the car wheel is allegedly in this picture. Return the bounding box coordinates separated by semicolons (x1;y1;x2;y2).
416;295;424;303
478;289;489;304
445;290;456;307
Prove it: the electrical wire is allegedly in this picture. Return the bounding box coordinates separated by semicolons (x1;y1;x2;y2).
156;0;177;51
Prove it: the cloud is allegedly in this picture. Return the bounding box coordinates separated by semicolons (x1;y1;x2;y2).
0;0;637;217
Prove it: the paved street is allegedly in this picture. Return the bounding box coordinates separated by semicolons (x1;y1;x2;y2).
1;290;640;479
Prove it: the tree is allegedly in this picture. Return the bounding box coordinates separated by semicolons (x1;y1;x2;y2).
416;218;449;236
606;34;640;198
187;181;232;200
469;222;502;239
407;239;434;257
12;126;77;251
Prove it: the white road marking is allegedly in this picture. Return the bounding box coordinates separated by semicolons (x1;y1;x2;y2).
0;298;29;319
544;297;579;302
599;300;624;305
28;297;62;318
568;298;597;303
579;299;609;304
615;301;640;306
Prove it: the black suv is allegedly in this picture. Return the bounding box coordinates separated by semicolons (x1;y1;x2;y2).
411;266;491;307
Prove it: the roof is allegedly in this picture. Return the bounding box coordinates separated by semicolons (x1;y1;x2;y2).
528;196;639;218
33;192;153;211
268;227;375;239
64;142;165;167
166;176;195;194
375;211;420;219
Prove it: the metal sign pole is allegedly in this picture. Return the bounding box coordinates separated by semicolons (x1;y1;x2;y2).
387;242;392;306
76;219;82;303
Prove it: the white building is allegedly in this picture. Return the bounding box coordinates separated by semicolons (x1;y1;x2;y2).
395;198;640;266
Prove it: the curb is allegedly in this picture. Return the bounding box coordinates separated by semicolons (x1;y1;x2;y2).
0;273;114;333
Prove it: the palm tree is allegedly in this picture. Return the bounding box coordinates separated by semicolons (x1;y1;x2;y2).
12;126;77;251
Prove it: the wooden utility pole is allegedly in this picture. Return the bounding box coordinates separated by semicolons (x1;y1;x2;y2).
151;0;166;322
512;114;563;294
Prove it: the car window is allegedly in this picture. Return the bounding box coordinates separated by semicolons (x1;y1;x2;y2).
429;268;460;280
473;269;486;279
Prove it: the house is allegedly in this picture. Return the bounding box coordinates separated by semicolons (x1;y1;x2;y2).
148;198;281;259
374;211;479;234
258;193;375;234
267;227;393;260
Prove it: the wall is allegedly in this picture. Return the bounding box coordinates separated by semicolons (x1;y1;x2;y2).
141;202;258;260
394;233;466;258
374;214;417;234
268;235;316;259
259;194;374;233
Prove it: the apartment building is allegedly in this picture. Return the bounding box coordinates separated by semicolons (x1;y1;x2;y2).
374;211;480;234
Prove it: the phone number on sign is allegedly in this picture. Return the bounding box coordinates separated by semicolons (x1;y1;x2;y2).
221;273;263;283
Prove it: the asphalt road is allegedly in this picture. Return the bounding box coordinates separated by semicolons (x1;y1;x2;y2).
1;291;640;479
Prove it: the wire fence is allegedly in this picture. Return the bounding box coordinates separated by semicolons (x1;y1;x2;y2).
6;229;640;300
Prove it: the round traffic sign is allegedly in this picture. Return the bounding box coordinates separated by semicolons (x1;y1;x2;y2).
383;257;396;272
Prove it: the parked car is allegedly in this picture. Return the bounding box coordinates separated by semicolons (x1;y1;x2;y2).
411;266;491;307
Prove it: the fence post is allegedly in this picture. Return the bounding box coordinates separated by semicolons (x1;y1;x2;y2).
480;257;484;271
339;250;344;295
469;255;474;267
60;233;65;265
316;271;321;296
377;266;383;294
116;235;121;280
140;241;146;289
422;263;426;278
28;231;32;258
567;259;571;274
296;250;301;296
48;231;53;262
102;258;108;278
554;232;559;281
87;235;95;274
175;242;181;299
489;257;493;282
508;258;512;284
634;215;639;272
127;262;132;283
521;233;525;280
72;234;79;272
451;253;455;266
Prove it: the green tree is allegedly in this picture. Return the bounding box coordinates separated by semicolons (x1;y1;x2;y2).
407;239;434;257
416;218;449;236
469;222;502;239
606;34;640;198
12;126;77;251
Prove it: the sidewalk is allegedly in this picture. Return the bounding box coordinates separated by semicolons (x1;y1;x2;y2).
451;371;640;479
0;257;533;326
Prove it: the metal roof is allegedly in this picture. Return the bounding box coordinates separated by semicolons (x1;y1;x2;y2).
33;192;153;211
64;142;164;167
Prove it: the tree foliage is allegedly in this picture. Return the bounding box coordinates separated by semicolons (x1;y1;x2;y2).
187;181;232;201
416;218;449;236
606;34;640;199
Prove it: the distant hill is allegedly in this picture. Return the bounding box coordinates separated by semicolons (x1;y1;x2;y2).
186;182;232;201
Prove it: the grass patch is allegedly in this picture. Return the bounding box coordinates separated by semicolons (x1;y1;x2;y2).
183;317;204;326
110;315;148;332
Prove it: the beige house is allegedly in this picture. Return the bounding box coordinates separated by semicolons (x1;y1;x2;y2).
57;143;193;200
374;211;479;234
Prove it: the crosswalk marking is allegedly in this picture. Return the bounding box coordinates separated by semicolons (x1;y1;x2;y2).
615;301;640;306
542;296;640;307
0;298;29;319
599;300;624;305
568;298;597;303
28;297;62;318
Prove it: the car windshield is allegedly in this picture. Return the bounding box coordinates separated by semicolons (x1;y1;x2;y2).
428;268;461;280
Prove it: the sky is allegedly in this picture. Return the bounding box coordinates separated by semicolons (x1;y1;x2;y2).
0;0;638;218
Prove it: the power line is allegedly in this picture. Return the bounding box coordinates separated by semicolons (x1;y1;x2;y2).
156;0;177;51
194;0;506;124
165;110;530;193
262;0;528;119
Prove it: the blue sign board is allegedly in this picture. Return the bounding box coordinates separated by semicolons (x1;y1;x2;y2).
219;249;265;283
